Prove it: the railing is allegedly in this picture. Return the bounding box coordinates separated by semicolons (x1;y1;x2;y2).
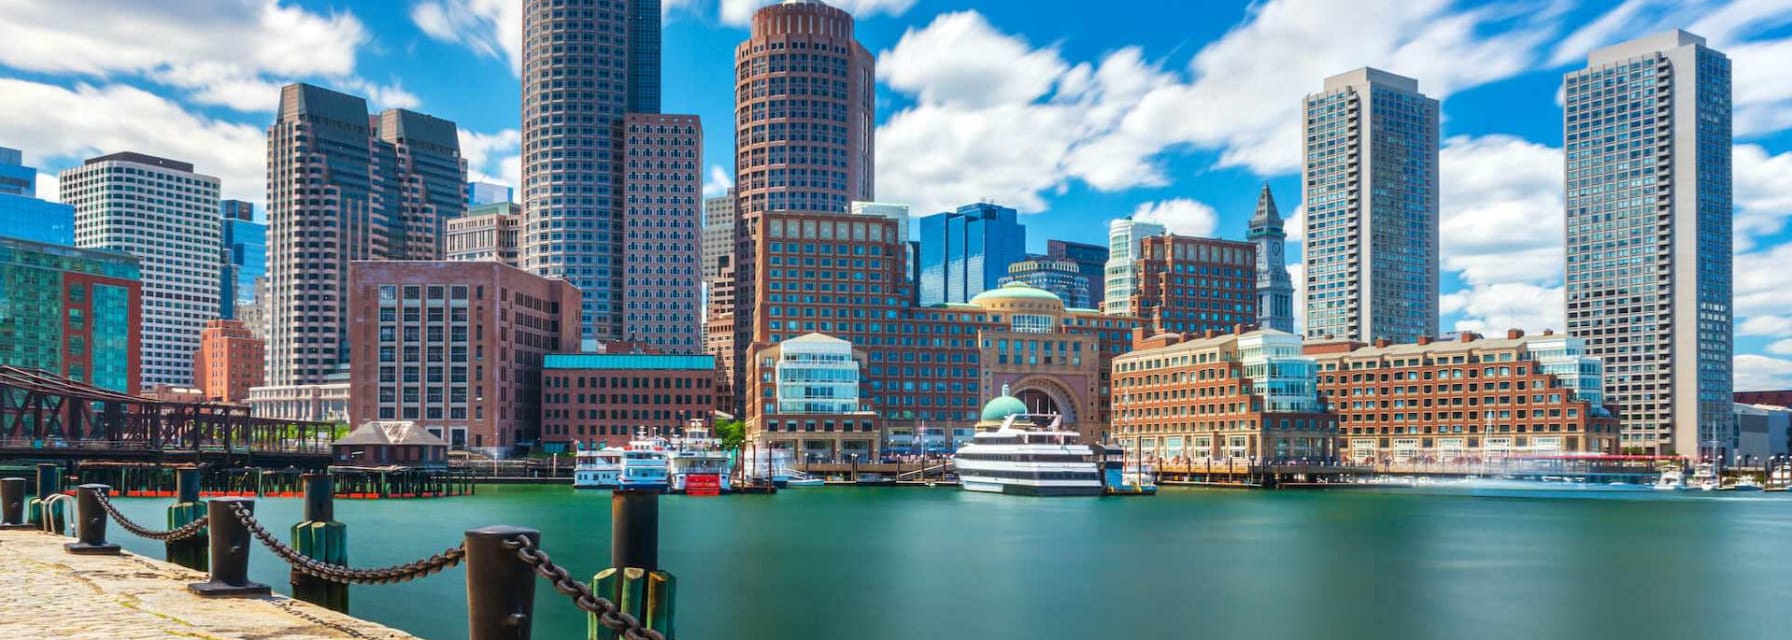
7;468;678;640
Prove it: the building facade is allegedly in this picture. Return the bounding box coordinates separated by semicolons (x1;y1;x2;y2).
1130;235;1258;337
1302;68;1439;344
266;83;465;386
1103;217;1165;315
1733;403;1790;465
1249;185;1295;333
193;319;263;403
0;146;74;245
1305;330;1620;463
1565;30;1733;459
346;260;580;457
701;190;735;289
621;113;703;353
62;152;220;387
748;332;882;461
446;202;520;265
1000;255;1092;309
246;381;350;423
918;203;1027;306
467;180;513;206
220;199;264;320
0;237;141;392
1048;239;1108;308
540;352;717;451
1112;328;1335;463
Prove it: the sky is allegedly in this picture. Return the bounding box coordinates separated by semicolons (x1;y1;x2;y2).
1;0;1790;386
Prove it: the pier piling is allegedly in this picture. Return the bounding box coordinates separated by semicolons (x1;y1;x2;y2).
64;484;121;555
465;525;540;640
291;473;349;611
187;497;271;597
166;467;207;570
594;489;675;639
0;477;31;529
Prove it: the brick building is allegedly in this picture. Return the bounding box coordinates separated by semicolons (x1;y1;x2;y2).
346;261;580;457
193;319;263;403
1130;234;1258;337
539;353;717;451
0;237;141;392
1305;329;1620;463
1112;327;1335;463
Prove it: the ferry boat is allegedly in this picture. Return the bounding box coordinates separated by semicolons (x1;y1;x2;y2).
956;411;1104;497
618;432;671;492
667;427;732;495
571;445;624;489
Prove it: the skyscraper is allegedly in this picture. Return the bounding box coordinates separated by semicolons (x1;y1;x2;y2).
917;203;1027;305
620;113;703;353
0;146;75;245
1047;239;1108;308
1001;255;1092;309
521;0;701;350
219;199;264;320
702;191;735;288
466;180;513;206
1103;217;1165;315
1130;234;1258;336
1302;68;1439;343
1250;184;1295;333
0;237;141;392
62;152;220;387
265;83;464;386
1564;30;1732;458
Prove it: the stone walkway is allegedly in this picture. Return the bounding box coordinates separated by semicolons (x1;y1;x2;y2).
0;529;419;640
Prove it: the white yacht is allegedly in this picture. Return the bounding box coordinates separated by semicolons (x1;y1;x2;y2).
1689;463;1720;492
571;445;624;489
618;433;671;491
1654;467;1686;491
956;393;1104;497
667;427;733;495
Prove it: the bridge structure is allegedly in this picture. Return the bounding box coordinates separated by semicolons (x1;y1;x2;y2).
0;366;334;468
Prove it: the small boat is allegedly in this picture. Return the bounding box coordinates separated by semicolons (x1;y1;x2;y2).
1102;445;1157;496
1654;468;1686;491
1730;476;1764;492
571;446;623;489
1689;463;1720;492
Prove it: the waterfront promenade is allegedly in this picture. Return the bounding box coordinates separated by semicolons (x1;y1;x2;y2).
0;529;416;640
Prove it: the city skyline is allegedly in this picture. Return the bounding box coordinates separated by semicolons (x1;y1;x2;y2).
0;1;1789;388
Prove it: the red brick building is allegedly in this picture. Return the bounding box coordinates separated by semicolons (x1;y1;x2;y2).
539;352;717;450
193;319;263;403
346;261;580;457
1129;235;1258;337
1305;330;1620;463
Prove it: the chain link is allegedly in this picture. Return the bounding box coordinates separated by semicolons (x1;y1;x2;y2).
504;535;666;640
93;489;209;542
226;501;466;585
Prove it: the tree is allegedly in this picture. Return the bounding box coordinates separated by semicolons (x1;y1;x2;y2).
714;419;747;454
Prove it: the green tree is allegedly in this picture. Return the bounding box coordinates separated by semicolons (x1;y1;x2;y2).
714;419;747;453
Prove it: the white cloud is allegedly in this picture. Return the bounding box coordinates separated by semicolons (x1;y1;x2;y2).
1736;354;1792;391
0;0;383;113
1729;37;1792;136
0;79;267;204
1734;145;1792;249
1440;282;1566;334
33;173;59;203
1434;134;1567;331
704;165;735;199
1288;262;1306;335
1770;340;1792;356
719;0;917;26
409;0;523;75
1129;199;1218;237
458;129;521;190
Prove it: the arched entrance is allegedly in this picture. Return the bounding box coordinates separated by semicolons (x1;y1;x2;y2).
1007;376;1080;425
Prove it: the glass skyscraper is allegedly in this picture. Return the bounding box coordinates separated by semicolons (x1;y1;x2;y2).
1302;68;1439;343
1103;217;1165;315
1564;30;1732;458
0;236;142;392
219;199;264;319
918;203;1026;305
0;146;74;245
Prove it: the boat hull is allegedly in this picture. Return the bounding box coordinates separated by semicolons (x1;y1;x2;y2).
961;478;1103;497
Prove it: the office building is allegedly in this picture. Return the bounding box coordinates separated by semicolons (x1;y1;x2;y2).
702;190;735;287
1113;327;1335;462
266;83;465;386
1565;30;1733;459
1249;185;1295;333
620;113;704;353
918;203;1026;305
1103;218;1165;315
467;180;513;206
1733;404;1790;465
193;319;263;403
1306;329;1620;462
540;352;717;450
1000;255;1092;309
1302;68;1439;343
346;260;580;457
62;152;220;387
1048;240;1108;308
246;380;350;423
219;200;264;319
447;202;521;266
1130;234;1258;337
0;237;141;392
0;147;75;245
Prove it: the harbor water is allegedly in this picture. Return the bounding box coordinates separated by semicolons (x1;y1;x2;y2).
107;485;1792;640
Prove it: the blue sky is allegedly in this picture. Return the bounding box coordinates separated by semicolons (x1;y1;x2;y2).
2;0;1790;386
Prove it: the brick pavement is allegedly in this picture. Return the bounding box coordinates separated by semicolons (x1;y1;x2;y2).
0;529;419;640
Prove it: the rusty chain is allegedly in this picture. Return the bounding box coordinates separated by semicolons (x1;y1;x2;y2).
226;501;466;585
92;489;209;542
504;534;666;640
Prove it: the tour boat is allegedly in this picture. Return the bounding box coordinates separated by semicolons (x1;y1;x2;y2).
1654;468;1686;491
955;412;1104;497
571;445;624;489
618;433;672;492
667;427;733;495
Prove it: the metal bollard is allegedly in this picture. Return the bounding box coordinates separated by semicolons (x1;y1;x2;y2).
0;477;31;529
64;485;121;555
291;473;348;611
166;467;207;570
465;525;539;640
611;489;659;571
187;497;270;597
28;463;65;534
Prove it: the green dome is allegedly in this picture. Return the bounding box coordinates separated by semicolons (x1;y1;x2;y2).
968;282;1063;306
980;386;1029;422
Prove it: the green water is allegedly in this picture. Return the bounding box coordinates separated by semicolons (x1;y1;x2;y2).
106;486;1792;640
